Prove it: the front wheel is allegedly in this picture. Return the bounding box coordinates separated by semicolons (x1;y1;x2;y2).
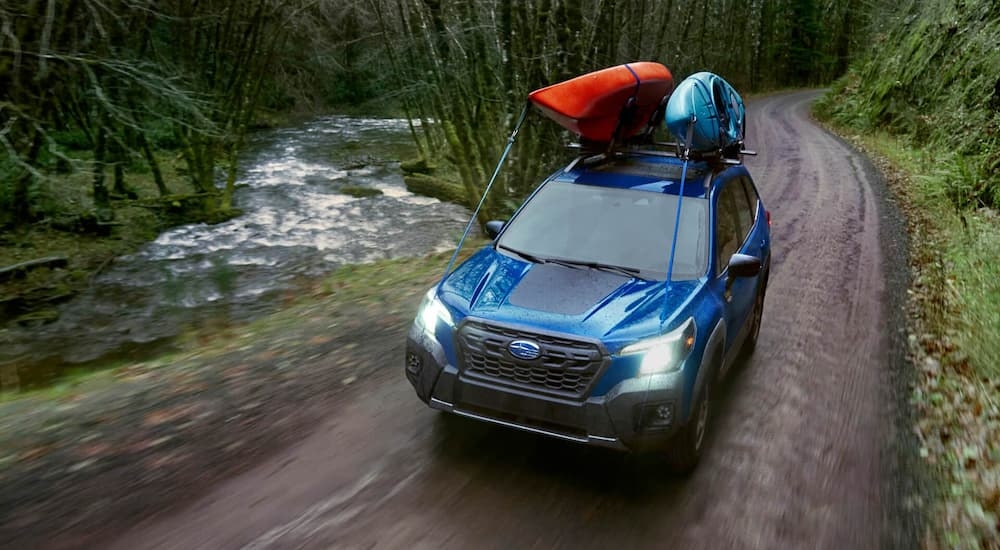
665;380;711;475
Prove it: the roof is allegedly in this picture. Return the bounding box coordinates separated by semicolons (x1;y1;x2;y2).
557;153;721;198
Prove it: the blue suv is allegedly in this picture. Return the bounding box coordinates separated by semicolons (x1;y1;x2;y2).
405;152;770;473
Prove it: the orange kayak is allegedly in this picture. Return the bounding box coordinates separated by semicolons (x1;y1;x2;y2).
528;62;674;142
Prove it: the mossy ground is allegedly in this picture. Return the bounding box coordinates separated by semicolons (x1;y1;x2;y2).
0;155;234;327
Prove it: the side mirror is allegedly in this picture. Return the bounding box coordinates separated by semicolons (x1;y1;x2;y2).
485;220;506;240
727;253;761;278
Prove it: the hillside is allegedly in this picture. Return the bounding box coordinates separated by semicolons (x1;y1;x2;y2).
821;0;1000;210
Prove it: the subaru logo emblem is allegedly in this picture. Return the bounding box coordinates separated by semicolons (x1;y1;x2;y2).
508;339;542;361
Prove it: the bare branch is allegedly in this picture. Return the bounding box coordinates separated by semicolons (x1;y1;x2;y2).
36;0;56;80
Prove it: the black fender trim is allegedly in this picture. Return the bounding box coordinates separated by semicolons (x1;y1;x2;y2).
690;318;725;419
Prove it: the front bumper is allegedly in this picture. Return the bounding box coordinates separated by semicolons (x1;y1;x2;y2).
405;324;688;453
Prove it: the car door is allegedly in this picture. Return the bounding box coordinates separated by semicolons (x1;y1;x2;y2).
711;175;761;360
738;176;769;279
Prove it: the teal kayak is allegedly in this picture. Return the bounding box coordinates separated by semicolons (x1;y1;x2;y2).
664;72;745;153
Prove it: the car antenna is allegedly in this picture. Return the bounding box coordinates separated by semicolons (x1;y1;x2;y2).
436;102;530;292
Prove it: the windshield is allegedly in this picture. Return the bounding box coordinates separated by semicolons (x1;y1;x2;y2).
497;180;709;280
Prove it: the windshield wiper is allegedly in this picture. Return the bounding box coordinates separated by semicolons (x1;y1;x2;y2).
497;244;546;264
498;245;645;280
545;258;646;280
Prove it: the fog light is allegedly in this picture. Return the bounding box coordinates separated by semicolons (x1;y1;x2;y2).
406;352;423;374
637;402;674;431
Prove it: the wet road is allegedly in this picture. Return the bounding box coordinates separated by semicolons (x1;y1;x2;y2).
109;91;909;549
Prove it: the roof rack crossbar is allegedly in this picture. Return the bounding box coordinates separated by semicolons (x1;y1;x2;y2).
564;138;756;169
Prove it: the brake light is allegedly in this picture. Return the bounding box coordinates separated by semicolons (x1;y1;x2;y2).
766;209;771;227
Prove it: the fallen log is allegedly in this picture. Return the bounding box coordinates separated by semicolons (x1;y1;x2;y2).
403;173;469;207
125;192;218;209
0;256;69;283
400;157;436;175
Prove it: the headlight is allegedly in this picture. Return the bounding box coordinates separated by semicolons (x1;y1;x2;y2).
620;317;696;375
414;287;454;336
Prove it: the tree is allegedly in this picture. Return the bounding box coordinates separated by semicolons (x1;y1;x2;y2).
0;0;331;229
371;0;880;226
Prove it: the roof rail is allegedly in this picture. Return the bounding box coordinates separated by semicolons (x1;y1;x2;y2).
564;138;755;166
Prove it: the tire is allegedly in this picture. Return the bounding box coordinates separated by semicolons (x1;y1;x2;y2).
740;270;768;358
665;378;711;475
741;286;764;357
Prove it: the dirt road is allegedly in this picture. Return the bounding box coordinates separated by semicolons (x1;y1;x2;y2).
107;91;915;549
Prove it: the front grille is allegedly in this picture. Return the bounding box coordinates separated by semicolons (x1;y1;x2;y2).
457;319;607;399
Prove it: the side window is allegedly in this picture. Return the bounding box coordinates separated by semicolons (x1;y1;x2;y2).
715;183;742;272
739;177;760;229
732;178;754;239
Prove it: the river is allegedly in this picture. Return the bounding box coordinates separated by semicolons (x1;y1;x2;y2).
1;117;470;390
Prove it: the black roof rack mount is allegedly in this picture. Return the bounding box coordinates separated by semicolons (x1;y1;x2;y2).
563;138;756;173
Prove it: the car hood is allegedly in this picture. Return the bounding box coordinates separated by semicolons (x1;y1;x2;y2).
439;247;701;348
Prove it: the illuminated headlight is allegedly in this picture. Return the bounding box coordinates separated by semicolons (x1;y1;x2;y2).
620;317;697;375
414;287;454;336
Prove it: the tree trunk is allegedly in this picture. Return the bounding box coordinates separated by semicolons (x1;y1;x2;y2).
137;130;169;197
9;131;44;226
111;138;131;198
93;125;113;223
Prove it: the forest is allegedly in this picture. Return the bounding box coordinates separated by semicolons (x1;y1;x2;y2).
1;0;871;232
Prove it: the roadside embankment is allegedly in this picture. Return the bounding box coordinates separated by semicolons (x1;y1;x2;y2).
813;121;1000;547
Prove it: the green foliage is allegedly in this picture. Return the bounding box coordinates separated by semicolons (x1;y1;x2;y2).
819;0;1000;210
146;120;185;151
946;213;1000;372
399;157;435;175
902;149;1000;374
2;0;885;230
0;159;22;227
49;130;92;151
322;69;383;108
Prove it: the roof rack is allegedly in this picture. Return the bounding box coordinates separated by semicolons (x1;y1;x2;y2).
563;138;756;173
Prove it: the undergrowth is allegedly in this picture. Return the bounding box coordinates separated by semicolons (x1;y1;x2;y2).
815;0;1000;211
873;138;999;375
